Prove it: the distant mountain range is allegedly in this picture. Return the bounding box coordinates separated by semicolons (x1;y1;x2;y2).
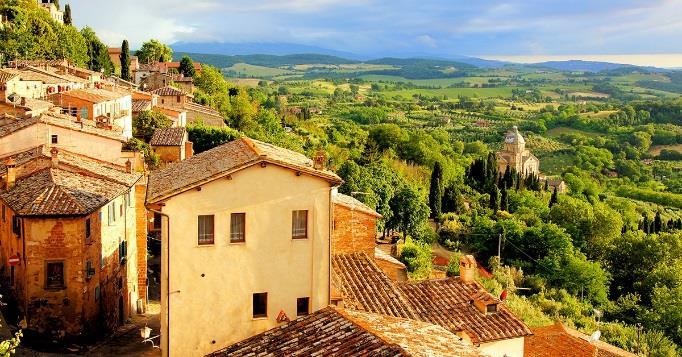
171;42;672;73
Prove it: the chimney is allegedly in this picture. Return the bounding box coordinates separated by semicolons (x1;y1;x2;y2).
471;289;500;314
5;158;16;190
459;255;477;283
50;147;59;168
313;151;326;170
125;160;132;174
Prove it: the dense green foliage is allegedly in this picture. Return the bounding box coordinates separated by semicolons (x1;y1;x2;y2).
133;110;172;142
136;39;173;64
120;39;131;81
178;55;196;77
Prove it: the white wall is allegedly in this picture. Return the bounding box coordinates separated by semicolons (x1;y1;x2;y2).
159;164;332;357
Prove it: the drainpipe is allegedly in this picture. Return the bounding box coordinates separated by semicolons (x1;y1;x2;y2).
148;208;170;356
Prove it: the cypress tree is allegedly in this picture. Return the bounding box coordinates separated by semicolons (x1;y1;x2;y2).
549;187;558;208
64;4;72;25
654;211;662;233
500;185;508;212
489;185;500;212
642;214;650;234
429;162;444;219
120;40;131;81
544;179;549;191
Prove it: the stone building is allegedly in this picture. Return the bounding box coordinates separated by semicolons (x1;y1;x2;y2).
49;88;133;138
496;126;539;176
0;146;144;338
150;86;225;127
150;127;193;164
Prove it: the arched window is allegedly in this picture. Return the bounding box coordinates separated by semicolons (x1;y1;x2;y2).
80;107;89;120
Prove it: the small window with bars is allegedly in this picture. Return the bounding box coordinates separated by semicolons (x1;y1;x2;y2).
198;215;215;245
292;210;308;239
230;213;246;243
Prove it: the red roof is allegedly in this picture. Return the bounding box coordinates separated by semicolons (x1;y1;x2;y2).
526;322;636;357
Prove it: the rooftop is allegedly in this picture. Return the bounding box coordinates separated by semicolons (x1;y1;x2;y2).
56;88;127;103
0;112;126;142
331;252;532;344
0;147;140;216
151;86;187;97
333;192;382;217
147;137;342;203
332;252;419;319
525;322;636;357
398;278;533;343
150;127;187;146
208;306;483;357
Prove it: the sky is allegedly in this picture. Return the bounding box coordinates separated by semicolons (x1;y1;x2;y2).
68;0;682;66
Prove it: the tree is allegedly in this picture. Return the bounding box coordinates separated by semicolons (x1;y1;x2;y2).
549;187;558;208
133;110;172;142
120;40;131;81
178;55;196;77
442;183;466;214
187;124;241;153
654;211;663;233
388;185;430;240
500;185;509;211
429;162;444;219
63;4;71;25
80;27;114;74
136;39;173;63
489;185;500;212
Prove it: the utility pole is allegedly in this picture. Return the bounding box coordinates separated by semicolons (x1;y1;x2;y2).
497;233;502;262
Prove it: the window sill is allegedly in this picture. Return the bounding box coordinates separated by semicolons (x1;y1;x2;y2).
292;237;309;241
229;241;246;245
44;287;66;291
252;316;268;321
196;244;215;248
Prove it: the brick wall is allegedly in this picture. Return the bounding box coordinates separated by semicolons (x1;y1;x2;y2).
332;204;377;256
135;181;148;307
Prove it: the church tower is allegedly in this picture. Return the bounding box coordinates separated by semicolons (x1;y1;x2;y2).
503;126;525;154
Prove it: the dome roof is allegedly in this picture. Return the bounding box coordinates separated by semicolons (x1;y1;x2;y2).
504;126;525;145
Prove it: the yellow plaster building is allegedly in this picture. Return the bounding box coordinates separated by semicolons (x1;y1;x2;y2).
146;137;341;357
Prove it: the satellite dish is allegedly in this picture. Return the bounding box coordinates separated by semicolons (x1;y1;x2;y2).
589;330;601;343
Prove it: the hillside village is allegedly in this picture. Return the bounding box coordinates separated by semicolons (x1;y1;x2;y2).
0;0;680;356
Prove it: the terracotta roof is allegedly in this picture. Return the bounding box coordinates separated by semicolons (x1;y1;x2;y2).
151;86;186;97
150;127;186;146
398;278;532;343
0;69;18;83
526;322;636;357
209;306;483;357
184;102;222;117
39;112;126;142
147;137;342;203
56;88;124;103
334;192;382;218
332;253;419;319
132;100;152;112
0;116;40;138
374;247;406;268
0;148;140;216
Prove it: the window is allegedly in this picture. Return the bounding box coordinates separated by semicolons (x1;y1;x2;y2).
252;293;267;318
230;213;246;243
85;218;91;243
80;107;88;120
153;212;162;231
127;191;134;207
297;297;310;316
94;285;100;301
292;210;308;239
51;134;58;144
198;215;215;245
86;260;94;279
120;202;123;217
176;95;181;103
45;261;65;289
486;304;498;313
119;240;127;262
12;216;20;236
107;204;116;225
2;205;5;222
